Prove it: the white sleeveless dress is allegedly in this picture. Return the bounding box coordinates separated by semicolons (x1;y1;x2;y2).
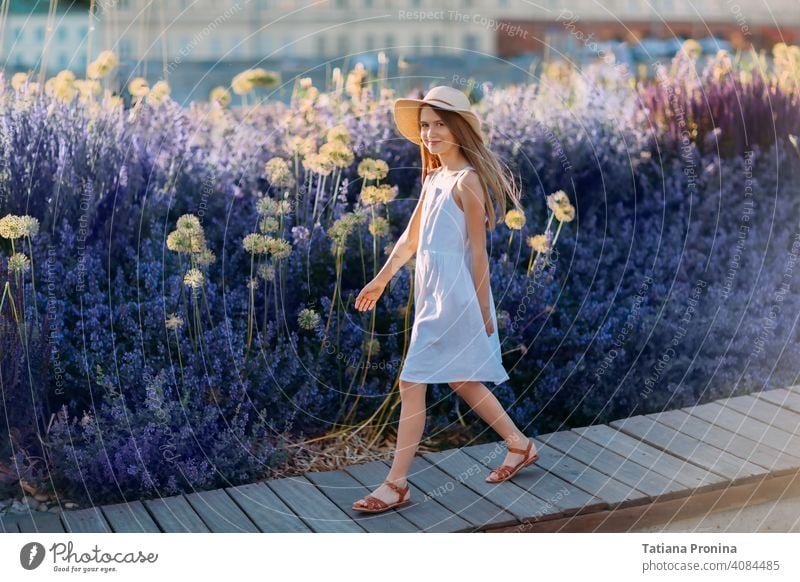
398;165;510;386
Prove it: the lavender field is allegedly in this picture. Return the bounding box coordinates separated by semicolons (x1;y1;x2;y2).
1;42;799;504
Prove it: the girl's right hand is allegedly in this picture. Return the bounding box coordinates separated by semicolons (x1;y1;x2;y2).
355;279;386;312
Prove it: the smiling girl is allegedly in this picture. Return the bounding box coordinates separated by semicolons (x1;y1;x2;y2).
351;86;539;513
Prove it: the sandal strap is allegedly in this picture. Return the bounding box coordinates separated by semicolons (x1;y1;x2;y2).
489;465;514;480
507;440;532;456
383;480;409;499
357;495;388;510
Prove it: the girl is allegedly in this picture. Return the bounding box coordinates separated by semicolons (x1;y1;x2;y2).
352;86;539;513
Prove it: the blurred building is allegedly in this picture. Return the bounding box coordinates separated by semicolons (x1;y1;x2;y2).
4;1;799;69
0;0;98;73
2;1;798;101
495;0;800;58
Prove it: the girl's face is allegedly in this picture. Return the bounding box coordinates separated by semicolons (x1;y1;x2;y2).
419;106;458;156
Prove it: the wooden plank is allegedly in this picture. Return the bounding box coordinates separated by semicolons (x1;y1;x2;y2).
721;395;800;435
267;475;364;533
0;514;20;533
100;501;161;533
687;402;800;457
183;489;260;533
422;447;567;523
610;415;766;484
530;440;648;509
226;482;311;533
305;468;417;533
574;424;721;491
345;460;471;533
403;455;518;529
485;469;800;533
143;495;211;532
540;430;685;499
61;507;112;533
16;512;67;533
757;388;800;415
462;442;605;516
652;409;800;475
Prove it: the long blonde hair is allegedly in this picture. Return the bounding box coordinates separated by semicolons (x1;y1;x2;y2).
418;104;522;231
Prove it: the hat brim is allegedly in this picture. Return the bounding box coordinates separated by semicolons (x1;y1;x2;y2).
393;98;485;146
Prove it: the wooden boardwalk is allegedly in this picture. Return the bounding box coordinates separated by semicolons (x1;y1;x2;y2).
3;386;800;533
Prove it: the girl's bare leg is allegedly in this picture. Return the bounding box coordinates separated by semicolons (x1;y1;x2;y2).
353;380;427;506
449;380;536;469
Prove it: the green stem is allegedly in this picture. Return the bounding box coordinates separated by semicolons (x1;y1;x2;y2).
25;235;39;326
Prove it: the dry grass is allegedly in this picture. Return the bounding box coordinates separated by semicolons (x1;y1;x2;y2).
264;424;490;480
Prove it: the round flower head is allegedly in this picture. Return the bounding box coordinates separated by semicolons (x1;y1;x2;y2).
0;215;24;240
546;190;570;213
357;158;389;181
297;308;321;330
18;215;39;238
8;252;30;274
527;234;551;253
256;196;278;216
369;217;390;237
243;233;271;254
553;204;575;223
504;209;526;230
183;268;204;289
269;238;293;260
259;216;280;234
210;86;232;107
265;158;295;188
321;141;354;169
327;125;351;145
176;214;202;231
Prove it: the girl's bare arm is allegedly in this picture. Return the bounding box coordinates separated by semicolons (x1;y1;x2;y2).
374;177;430;287
455;172;492;318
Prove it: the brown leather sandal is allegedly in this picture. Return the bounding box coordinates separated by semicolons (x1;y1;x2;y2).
352;480;411;513
485;440;539;483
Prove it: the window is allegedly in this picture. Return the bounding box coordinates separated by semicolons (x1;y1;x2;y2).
56;27;67;41
412;34;421;55
464;34;478;52
316;35;326;56
365;33;374;51
58;52;68;68
36;26;45;41
385;33;395;53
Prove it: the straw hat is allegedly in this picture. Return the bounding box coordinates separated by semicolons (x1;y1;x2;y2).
392;85;485;146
